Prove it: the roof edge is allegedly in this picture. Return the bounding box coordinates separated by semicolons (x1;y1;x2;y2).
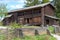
8;2;55;13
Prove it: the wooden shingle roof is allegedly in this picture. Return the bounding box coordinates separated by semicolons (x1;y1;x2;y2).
8;2;55;13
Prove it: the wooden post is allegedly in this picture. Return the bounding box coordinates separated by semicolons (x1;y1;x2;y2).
35;30;39;35
47;29;51;35
19;29;24;38
41;7;45;27
14;13;18;23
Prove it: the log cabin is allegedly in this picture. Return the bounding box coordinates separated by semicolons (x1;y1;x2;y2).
2;2;60;26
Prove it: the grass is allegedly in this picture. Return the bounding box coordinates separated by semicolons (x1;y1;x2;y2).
0;34;6;40
11;34;56;40
9;22;22;29
0;22;57;40
22;26;39;28
0;22;3;26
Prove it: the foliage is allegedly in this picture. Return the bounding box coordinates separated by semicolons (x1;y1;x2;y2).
0;3;8;17
54;0;60;18
9;22;22;29
42;0;50;3
9;22;40;29
0;34;6;40
24;0;41;7
24;0;50;7
49;36;57;40
0;29;56;40
48;26;55;33
11;34;56;40
11;37;21;40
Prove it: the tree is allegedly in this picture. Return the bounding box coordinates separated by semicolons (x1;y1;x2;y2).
54;0;60;18
42;0;50;3
0;3;8;21
24;0;41;7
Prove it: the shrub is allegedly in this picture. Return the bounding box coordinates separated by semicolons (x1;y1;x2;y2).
9;22;22;29
48;26;55;33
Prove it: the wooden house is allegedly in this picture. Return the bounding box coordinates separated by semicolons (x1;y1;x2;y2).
2;2;60;26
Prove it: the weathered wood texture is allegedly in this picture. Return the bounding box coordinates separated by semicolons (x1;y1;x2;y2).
44;5;55;16
41;7;45;27
14;27;47;37
2;4;59;26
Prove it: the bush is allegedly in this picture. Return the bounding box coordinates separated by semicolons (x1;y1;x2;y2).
9;22;22;29
48;26;55;33
9;22;39;29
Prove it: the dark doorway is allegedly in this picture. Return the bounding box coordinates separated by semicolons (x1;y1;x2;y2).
27;18;29;23
46;19;49;24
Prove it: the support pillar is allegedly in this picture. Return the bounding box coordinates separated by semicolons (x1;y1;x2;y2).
41;7;45;27
14;13;18;23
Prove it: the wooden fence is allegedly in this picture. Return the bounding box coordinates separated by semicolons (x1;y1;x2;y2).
13;27;48;38
0;26;60;40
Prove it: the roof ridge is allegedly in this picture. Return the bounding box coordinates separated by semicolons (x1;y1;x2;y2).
8;2;54;13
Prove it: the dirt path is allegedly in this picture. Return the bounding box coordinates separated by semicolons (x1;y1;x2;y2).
51;34;60;40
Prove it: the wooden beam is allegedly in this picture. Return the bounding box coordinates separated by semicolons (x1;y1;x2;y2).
41;7;45;27
14;13;18;23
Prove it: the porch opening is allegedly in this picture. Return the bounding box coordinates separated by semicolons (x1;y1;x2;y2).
27;18;29;23
46;19;49;25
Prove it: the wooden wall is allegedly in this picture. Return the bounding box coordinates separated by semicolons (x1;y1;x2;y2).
3;4;55;26
32;17;41;23
17;8;41;25
44;5;55;16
